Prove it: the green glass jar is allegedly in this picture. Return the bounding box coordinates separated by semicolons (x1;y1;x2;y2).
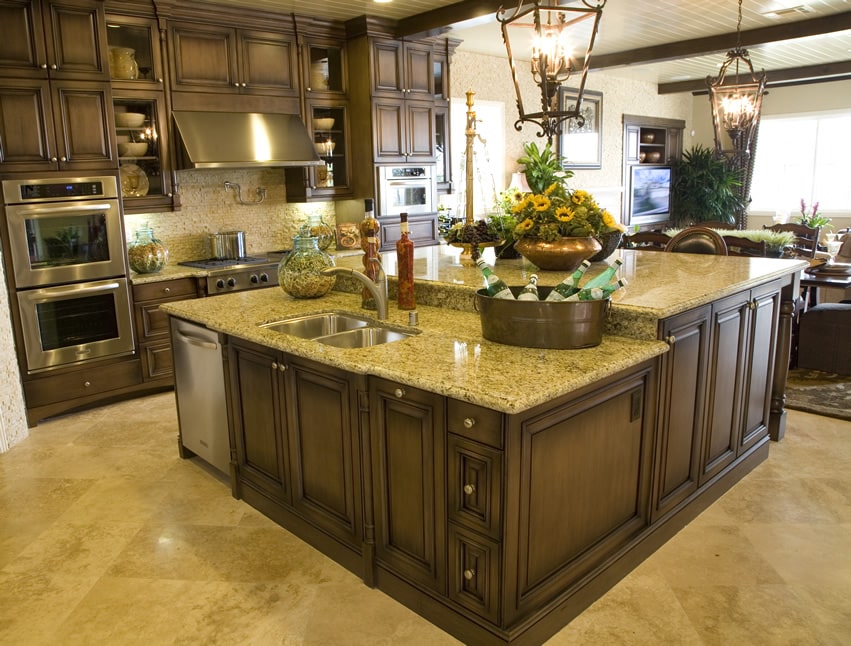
127;225;168;274
278;226;336;298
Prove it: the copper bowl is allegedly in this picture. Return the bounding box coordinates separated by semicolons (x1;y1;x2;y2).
514;236;602;271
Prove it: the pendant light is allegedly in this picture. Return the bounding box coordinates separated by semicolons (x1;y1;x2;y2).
498;0;606;143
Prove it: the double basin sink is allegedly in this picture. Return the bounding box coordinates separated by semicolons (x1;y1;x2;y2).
260;311;417;348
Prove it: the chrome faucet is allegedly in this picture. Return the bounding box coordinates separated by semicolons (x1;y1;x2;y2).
320;260;388;320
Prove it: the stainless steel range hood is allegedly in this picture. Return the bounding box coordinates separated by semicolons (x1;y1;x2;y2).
172;111;323;169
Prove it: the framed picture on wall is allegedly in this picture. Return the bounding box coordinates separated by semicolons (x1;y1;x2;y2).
557;88;603;169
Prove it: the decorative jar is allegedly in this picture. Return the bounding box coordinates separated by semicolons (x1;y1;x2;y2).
307;213;334;250
127;225;168;274
278;226;336;298
514;236;601;272
109;46;138;80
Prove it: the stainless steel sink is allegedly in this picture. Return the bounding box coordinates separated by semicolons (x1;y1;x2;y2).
314;326;415;348
260;312;372;339
259;312;416;347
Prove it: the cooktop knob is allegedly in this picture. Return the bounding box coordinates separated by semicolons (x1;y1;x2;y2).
226;277;237;287
249;274;259;284
260;273;269;283
216;278;225;289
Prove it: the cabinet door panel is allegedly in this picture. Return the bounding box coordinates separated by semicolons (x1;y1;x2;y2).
0;79;56;170
240;30;297;95
448;524;499;623
654;307;709;519
230;344;289;503
287;360;360;546
406;101;434;159
447;435;501;539
740;287;779;452
0;0;47;76
701;293;748;482
45;0;109;79
170;23;237;91
374;101;404;159
371;379;446;593
404;42;433;96
53;81;115;169
372;40;402;94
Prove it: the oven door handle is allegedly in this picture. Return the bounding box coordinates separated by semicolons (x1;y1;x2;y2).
13;202;114;215
30;281;121;301
174;330;218;351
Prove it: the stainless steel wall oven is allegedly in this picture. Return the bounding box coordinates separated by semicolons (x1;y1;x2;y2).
1;176;134;373
377;165;436;216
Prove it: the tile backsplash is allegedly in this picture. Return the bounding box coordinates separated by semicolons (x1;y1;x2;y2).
124;168;336;262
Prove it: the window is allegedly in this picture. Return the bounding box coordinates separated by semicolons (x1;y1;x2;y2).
750;112;851;216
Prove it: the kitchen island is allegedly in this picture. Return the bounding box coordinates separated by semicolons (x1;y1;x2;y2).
162;246;806;645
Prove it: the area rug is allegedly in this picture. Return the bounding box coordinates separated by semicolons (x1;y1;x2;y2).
784;368;851;422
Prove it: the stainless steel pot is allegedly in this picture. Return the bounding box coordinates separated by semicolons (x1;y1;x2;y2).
209;231;246;259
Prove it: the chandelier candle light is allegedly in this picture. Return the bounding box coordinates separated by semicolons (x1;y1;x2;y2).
498;0;606;142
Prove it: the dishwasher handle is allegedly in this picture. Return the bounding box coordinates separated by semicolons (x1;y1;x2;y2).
175;329;218;350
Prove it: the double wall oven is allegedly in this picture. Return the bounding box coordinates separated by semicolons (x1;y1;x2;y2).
1;176;134;373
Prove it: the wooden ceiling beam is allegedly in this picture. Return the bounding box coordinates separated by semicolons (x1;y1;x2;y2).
658;60;851;94
395;1;509;38
590;11;851;71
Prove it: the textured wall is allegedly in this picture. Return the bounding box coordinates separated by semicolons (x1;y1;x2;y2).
0;253;29;451
124;168;336;262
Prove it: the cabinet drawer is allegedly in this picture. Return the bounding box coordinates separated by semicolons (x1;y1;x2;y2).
448;524;500;623
448;435;502;539
135;302;171;341
447;399;503;448
132;278;198;302
24;359;143;407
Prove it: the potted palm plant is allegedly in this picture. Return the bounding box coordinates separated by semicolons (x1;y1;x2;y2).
671;145;743;226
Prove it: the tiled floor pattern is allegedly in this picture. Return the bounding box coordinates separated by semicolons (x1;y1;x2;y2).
0;393;849;645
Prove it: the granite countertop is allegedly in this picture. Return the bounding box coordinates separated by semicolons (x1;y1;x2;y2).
157;244;806;413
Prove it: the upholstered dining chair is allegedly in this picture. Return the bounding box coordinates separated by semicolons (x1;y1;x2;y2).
723;236;767;257
764;223;820;258
664;226;729;255
624;231;670;250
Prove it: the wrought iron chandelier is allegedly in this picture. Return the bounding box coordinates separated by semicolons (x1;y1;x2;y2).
706;0;767;163
497;0;606;143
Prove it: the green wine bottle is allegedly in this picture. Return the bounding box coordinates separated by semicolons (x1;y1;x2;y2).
544;260;591;302
517;274;539;301
475;258;515;300
564;278;628;302
581;258;624;290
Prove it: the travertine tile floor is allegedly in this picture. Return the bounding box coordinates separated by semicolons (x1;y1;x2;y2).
0;393;849;645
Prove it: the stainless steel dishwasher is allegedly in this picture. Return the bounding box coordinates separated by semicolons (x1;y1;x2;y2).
170;317;230;474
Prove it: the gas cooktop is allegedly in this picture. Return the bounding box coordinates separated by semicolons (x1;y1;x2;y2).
178;255;281;270
178;252;290;295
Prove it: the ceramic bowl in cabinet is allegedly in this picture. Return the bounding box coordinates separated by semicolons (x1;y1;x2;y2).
118;142;148;157
313;117;334;131
645;151;662;163
115;112;146;127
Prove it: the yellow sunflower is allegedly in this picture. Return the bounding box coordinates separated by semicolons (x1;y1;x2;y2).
532;195;551;212
554;206;574;222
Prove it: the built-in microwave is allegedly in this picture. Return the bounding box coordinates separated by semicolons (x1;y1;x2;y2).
377;165;436;217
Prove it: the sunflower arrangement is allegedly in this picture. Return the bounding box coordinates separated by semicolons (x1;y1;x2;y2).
510;184;625;243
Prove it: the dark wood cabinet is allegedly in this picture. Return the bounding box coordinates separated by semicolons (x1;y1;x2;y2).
653;305;710;520
131;277;199;383
229;340;291;505
370;377;447;594
370;37;433;99
228;338;366;551
168;22;297;97
0;77;115;172
0;0;110;80
0;0;115;173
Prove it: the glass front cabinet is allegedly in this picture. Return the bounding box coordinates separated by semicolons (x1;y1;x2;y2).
106;14;175;212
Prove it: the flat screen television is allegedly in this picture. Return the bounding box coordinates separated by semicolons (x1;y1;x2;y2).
629;165;672;225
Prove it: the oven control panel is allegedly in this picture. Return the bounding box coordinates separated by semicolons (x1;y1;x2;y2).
205;266;278;295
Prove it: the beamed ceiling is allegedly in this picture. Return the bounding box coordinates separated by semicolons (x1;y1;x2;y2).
189;0;851;93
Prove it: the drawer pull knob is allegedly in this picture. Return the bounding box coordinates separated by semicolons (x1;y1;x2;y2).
665;335;676;346
278;363;287;372
463;568;476;581
84;381;91;387
463;484;475;495
271;361;279;370
394;388;405;398
163;287;170;294
463;417;475;429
